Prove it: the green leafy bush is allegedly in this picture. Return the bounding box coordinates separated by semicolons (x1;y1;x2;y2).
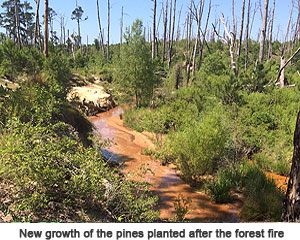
164;108;231;183
0;39;25;79
240;164;284;221
0;120;159;222
206;179;233;203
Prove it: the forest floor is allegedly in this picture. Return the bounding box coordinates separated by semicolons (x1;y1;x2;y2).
90;107;243;222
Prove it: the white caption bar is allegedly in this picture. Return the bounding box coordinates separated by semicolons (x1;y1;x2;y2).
0;223;299;240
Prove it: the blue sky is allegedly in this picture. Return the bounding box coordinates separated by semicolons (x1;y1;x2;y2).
0;0;295;43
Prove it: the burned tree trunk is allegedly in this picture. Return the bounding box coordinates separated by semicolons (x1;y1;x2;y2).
44;0;49;57
245;0;251;71
107;0;110;61
282;109;300;222
198;0;211;70
34;0;40;48
259;0;269;62
192;0;204;76
279;56;285;88
267;0;275;59
152;0;157;60
237;0;246;57
96;0;105;55
120;6;123;54
162;0;168;63
276;46;300;85
168;0;176;68
14;0;21;47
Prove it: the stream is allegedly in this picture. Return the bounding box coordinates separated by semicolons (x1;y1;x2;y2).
90;107;242;222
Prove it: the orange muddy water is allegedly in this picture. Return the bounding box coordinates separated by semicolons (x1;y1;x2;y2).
90;107;243;222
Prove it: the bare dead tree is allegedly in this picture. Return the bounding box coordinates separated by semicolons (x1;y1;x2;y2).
120;6;123;54
96;0;105;55
291;1;300;55
237;0;246;57
231;0;236;46
275;46;300;86
168;0;176;68
267;0;275;59
14;0;21;47
244;0;251;71
283;0;295;55
152;0;157;60
107;0;110;61
216;14;238;77
249;2;257;37
192;0;204;76
175;5;183;42
44;0;49;57
186;5;193;86
162;0;168;63
156;5;163;58
282;108;300;222
259;0;269;62
187;0;193;53
168;0;173;56
34;0;40;48
198;0;211;70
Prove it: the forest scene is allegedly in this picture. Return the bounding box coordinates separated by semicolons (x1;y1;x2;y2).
1;0;300;223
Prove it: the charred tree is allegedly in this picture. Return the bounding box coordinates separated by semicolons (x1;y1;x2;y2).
259;0;269;62
152;0;157;60
96;0;105;55
14;0;21;47
168;0;176;68
44;0;49;57
245;0;251;71
198;0;211;70
267;0;275;59
282;109;300;222
34;0;40;48
107;0;110;61
162;0;168;63
120;6;123;54
192;0;204;76
237;0;246;57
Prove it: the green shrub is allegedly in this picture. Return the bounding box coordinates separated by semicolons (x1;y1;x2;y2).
206;167;243;203
206;179;233;203
0;39;25;79
239;164;284;222
173;194;191;222
43;51;71;99
164;108;231;183
0;120;159;222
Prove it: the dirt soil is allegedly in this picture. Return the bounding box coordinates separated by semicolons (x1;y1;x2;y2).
90;107;243;222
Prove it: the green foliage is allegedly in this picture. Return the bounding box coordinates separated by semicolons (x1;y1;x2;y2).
0;39;45;79
163;107;231;183
0;0;35;43
240;164;284;222
206;179;233;204
113;19;156;107
21;47;45;76
238;88;299;174
201;50;227;76
206;163;284;221
0;120;158;222
124;86;205;134
0;38;25;79
173;194;191;222
43;51;71;99
206;167;243;203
